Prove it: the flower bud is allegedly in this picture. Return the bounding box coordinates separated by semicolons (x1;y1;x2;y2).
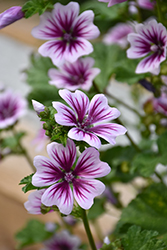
0;6;24;29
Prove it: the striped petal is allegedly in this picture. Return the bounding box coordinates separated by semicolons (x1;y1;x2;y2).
41;182;73;215
73;147;111;178
47;139;76;172
73;179;105;210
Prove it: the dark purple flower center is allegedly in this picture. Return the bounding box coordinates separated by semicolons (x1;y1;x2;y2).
63;33;73;43
0;105;16;121
64;172;74;183
150;44;164;55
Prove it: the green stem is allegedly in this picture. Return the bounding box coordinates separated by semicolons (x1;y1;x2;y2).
81;209;97;250
12;129;36;172
156;0;163;23
117;118;141;152
154;171;164;184
104;90;141;117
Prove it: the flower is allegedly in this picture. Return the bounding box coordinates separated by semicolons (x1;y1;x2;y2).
53;89;127;149
0;89;27;129
137;0;155;10
48;57;100;91
103;23;133;48
127;19;167;75
31;2;100;67
0;6;24;29
98;0;127;7
32;139;111;215
43;230;81;250
24;189;46;214
32;99;45;114
32;123;49;152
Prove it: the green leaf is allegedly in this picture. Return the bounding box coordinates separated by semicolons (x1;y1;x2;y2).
100;145;137;183
91;43;121;92
115;183;167;238
88;198;106;220
121;226;167;250
27;85;61;107
15;219;53;248
25;54;56;87
157;130;167;155
22;0;54;18
1;132;26;152
19;174;36;193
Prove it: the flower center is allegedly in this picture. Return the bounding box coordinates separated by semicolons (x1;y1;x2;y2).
63;33;73;43
64;172;74;183
150;44;163;55
0;107;15;120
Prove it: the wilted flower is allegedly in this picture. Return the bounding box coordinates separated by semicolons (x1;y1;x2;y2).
0;6;24;29
137;0;155;10
31;2;100;66
103;23;133;48
98;0;127;7
127;19;167;75
43;230;81;250
0;89;27;129
24;189;46;214
48;57;100;91
32;139;111;215
53;89;127;149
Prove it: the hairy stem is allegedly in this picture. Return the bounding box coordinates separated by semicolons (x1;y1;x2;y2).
81;209;97;250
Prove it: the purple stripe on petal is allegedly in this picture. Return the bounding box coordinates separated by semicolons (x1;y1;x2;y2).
59;89;89;123
32;155;63;187
73;147;111;178
88;94;120;124
42;182;73;215
89;123;127;145
68;127;101;149
47;139;76;172
53;101;77;126
73;179;105;210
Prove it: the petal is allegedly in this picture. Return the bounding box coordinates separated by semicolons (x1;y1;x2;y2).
47;139;76;172
89;123;127;145
127;33;150;58
73;147;111;178
42;182;73;215
38;40;67;67
24;189;45;214
73;179;105;210
135;51;166;74
68;127;101;149
88;94;120;124
59;89;89;123
73;10;100;40
65;38;94;63
32;155;63;187
31;11;63;40
53;101;77;126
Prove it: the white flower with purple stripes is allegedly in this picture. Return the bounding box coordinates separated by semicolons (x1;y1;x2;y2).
32;139;111;215
24;189;46;214
0;89;27;129
53;89;127;149
127;19;167;75
48;57;100;91
98;0;127;7
31;2;100;67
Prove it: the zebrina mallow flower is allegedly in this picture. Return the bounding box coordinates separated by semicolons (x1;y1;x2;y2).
0;89;27;129
43;230;81;250
137;0;155;10
48;57;100;91
127;19;167;75
103;23;133;48
24;189;46;214
98;0;127;7
31;2;100;67
53;89;127;149
32;139;111;215
0;6;24;29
